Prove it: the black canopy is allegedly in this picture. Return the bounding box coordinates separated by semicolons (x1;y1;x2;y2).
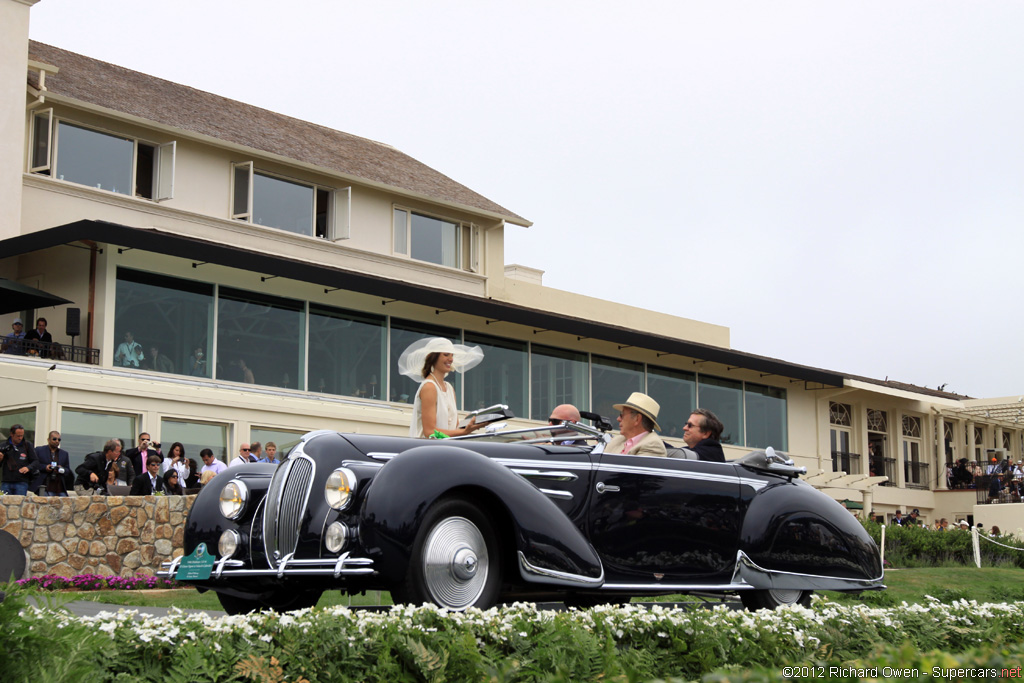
0;279;71;315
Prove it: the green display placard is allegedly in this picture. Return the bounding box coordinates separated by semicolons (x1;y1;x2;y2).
175;542;216;580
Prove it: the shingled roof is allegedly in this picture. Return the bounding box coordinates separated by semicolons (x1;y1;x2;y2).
27;41;529;226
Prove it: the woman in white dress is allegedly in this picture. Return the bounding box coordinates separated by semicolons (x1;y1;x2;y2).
398;337;486;438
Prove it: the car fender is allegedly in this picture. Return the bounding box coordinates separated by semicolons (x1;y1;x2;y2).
739;478;882;584
359;445;603;587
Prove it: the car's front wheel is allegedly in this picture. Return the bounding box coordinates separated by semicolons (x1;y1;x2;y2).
394;498;501;610
740;588;812;611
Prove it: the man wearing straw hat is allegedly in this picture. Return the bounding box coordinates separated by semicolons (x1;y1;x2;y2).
605;392;667;457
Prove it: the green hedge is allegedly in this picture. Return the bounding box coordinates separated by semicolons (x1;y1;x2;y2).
861;519;1024;568
7;584;1024;683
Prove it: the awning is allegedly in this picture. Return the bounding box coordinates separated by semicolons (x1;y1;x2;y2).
0;278;72;315
0;221;847;387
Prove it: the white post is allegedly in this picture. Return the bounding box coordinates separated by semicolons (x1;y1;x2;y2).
972;526;981;568
880;523;886;570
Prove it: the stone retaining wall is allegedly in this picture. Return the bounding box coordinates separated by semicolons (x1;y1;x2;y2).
0;495;195;577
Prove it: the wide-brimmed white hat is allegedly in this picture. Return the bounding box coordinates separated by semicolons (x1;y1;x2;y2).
397;337;484;381
612;392;661;432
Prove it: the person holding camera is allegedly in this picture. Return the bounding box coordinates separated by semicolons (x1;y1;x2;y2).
189;345;207;377
126;432;161;477
32;430;73;496
76;439;135;494
1;424;38;495
113;331;145;368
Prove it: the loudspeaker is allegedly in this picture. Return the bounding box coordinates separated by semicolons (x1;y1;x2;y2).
66;307;81;337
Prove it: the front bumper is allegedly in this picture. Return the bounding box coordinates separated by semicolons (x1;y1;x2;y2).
159;552;375;581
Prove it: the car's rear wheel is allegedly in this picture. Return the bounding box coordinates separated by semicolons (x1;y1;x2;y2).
216;589;323;615
740;588;812;611
394;498;501;610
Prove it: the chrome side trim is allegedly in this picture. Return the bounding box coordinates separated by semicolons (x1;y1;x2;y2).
600;582;756;592
538;488;573;500
731;550;885;591
517;550;604;587
511;469;579;482
367;452;398;461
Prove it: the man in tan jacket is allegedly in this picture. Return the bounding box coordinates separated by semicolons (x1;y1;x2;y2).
604;392;667;457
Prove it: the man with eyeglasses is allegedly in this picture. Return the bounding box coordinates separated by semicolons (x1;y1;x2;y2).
130;455;166;495
228;442;257;467
33;430;73;496
547;404;588;446
126;432;161;477
682;408;726;462
605;393;667;457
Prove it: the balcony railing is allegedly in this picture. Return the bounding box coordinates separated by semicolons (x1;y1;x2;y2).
869;456;897;486
904;461;930;490
974;474;1024;505
831;450;861;475
2;341;99;365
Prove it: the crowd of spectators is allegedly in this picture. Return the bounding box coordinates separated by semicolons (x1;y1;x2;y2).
0;425;284;497
947;457;1024;502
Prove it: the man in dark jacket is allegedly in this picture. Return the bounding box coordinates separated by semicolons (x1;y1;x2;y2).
1;424;38;495
76;439;135;492
125;432;160;477
33;430;73;496
682;409;726;463
130;455;166;495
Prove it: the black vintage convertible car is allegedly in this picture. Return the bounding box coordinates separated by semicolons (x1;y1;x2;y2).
163;415;883;613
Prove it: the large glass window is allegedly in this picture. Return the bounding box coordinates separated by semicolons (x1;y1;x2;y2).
745;383;787;450
33;118;173;199
60;408;136;472
54;122;133;195
530;345;589;422
463;333;527;417
115;269;214;377
591;356;643;424
217;288;304;390
394;209;460;268
646;366;696;440
698;375;743;445
253;173;314;235
389;319;460;405
250;427;306;459
0;408;37;449
160;418;229;463
232;163;334;238
308;304;385;398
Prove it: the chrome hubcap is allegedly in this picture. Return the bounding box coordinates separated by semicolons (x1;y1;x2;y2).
422;516;488;609
769;588;803;605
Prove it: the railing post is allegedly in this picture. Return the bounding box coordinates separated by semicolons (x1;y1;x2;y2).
972;526;981;568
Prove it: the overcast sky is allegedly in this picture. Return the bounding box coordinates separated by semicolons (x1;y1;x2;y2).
28;0;1024;399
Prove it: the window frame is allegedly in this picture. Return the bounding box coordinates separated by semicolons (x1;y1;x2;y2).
392;205;477;270
231;161;343;239
31;114;175;201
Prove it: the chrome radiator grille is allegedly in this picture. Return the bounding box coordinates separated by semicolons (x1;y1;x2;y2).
263;454;315;567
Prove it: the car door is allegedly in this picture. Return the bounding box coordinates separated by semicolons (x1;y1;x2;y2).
587;452;743;586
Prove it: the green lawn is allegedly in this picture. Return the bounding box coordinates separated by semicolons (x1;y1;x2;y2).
70;566;1024;611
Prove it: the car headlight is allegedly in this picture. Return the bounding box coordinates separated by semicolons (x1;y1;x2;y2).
219;529;241;558
325;468;357;510
218;480;249;519
325;522;349;553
